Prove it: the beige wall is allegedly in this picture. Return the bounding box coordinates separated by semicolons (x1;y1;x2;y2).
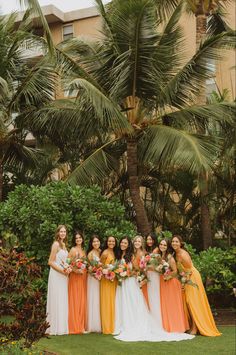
48;4;235;99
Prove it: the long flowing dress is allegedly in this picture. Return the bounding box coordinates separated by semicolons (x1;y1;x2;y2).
160;274;189;332
87;253;101;332
133;254;150;308
114;262;195;342
147;270;162;327
46;248;69;335
68;252;87;334
100;253;117;334
179;262;221;337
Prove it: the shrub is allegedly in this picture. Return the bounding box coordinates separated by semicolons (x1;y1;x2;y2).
0;249;49;348
0;182;135;268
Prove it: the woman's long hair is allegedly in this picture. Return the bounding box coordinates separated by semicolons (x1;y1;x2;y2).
54;225;68;248
87;234;101;255
71;230;85;248
158;238;172;261
117;236;134;263
101;235;118;258
133;235;145;255
171;234;187;260
145;232;158;253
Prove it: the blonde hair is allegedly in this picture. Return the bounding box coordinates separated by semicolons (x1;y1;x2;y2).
133;235;145;254
55;224;68;248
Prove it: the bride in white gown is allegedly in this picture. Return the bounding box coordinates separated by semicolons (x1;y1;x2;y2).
114;236;194;342
46;225;71;335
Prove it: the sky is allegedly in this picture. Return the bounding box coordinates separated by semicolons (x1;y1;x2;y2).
0;0;110;14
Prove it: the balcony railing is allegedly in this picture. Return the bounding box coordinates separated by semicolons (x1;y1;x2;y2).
20;39;45;59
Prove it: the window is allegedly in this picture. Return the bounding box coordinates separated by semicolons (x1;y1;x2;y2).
62;24;73;41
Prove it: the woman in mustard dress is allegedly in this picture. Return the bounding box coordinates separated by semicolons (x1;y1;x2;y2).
68;230;87;334
171;235;221;336
100;236;118;334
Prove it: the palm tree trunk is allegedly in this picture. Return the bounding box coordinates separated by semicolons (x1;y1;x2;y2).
0;160;3;202
127;137;151;235
196;13;213;249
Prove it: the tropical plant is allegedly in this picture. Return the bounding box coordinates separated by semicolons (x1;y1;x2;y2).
0;10;58;200
26;0;235;237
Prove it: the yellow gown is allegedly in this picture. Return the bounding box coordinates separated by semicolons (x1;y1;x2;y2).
100;252;117;334
179;262;221;337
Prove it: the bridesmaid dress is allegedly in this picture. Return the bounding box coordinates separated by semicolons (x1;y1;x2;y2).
68;251;87;334
160;256;189;332
46;248;69;335
100;252;117;334
87;252;101;332
178;261;221;336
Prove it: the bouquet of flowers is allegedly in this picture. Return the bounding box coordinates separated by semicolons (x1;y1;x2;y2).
136;256;149;288
145;253;162;271
60;257;73;274
102;263;116;282
70;256;88;274
114;259;132;285
177;265;198;288
87;255;103;281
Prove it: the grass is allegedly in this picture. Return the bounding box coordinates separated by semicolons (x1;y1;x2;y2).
37;327;236;355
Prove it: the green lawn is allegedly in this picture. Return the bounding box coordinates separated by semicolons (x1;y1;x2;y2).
37;327;235;355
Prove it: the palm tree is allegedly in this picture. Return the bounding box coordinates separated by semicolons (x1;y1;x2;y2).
27;0;235;235
0;11;57;200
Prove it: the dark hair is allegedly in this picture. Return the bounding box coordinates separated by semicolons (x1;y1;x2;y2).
170;234;187;259
158;238;172;261
117;236;134;263
87;234;101;254
101;235;118;256
72;230;84;248
145;232;158;253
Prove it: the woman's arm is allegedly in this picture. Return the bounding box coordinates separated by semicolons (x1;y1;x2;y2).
100;249;108;264
48;242;65;275
168;255;178;276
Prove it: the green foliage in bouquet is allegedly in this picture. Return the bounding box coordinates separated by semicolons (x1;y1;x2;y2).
0;249;49;348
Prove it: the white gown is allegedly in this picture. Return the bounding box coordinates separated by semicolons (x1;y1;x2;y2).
114;264;194;342
46;249;69;335
147;270;163;327
87;274;101;332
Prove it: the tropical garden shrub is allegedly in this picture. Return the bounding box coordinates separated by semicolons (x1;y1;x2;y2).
0;182;135;286
0;249;49;348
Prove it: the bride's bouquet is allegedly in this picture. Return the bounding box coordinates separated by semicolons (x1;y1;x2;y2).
114;259;132;285
87;255;103;281
136;256;149;288
102;263;116;282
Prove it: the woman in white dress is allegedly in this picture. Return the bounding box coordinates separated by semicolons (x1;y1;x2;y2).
114;235;194;342
46;225;71;335
87;234;102;332
145;232;163;327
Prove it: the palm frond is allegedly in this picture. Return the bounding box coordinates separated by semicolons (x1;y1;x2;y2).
68;139;120;186
139;125;220;174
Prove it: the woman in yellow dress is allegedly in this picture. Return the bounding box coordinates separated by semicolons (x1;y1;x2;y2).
171;235;221;336
100;236;118;334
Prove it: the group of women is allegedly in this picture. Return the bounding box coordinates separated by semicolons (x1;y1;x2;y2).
46;225;221;342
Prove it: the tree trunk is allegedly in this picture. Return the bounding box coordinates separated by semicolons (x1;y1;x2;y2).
196;13;213;249
0;160;3;202
127;137;151;235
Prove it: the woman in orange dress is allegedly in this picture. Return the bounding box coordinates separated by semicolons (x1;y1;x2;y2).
171;235;221;336
68;230;87;334
133;235;149;308
159;238;189;333
100;236;118;334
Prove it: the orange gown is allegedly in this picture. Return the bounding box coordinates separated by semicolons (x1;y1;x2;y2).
179;262;221;337
160;275;189;332
68;260;87;334
100;252;117;334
